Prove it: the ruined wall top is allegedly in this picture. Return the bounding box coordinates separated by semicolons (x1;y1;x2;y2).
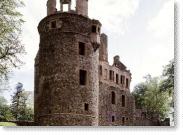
113;56;127;71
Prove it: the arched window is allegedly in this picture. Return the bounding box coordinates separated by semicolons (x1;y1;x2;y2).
111;91;116;104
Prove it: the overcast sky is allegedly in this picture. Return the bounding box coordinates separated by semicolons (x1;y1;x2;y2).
5;0;174;100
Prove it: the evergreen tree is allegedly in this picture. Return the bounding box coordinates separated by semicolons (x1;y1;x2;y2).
11;82;28;121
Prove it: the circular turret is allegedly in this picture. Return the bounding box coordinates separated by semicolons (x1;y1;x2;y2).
35;12;101;126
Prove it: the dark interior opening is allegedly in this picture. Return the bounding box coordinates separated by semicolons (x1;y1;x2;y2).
116;74;119;84
92;25;97;33
84;103;89;111
99;65;102;75
112;116;115;122
126;78;129;88
79;42;85;55
122;117;125;125
112;91;116;104
51;21;56;28
80;70;87;85
122;95;125;107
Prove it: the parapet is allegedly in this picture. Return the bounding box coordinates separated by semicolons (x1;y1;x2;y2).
47;0;89;17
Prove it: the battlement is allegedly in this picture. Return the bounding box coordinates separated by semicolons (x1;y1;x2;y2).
47;0;88;17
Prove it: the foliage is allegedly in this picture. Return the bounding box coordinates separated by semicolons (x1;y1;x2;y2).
0;0;25;80
160;60;174;96
0;96;7;107
133;75;171;120
132;82;147;109
0;75;9;92
10;83;34;121
0;96;15;121
0;105;15;121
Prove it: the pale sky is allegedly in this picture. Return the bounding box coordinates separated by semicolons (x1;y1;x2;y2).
5;0;174;100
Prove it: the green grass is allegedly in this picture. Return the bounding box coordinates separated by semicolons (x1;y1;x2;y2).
0;122;16;126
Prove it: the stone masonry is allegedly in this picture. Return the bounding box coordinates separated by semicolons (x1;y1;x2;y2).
34;0;157;126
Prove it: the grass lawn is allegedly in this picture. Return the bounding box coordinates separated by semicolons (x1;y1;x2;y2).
0;122;16;126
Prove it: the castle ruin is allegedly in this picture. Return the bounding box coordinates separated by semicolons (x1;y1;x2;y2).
34;0;161;126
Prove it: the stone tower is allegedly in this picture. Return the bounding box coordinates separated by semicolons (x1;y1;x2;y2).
34;0;101;126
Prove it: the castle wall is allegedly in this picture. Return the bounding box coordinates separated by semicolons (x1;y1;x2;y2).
34;0;167;127
35;13;101;126
98;61;135;126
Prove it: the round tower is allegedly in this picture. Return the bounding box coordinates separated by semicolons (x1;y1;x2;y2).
34;0;101;126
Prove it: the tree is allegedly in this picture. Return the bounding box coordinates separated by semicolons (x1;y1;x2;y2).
133;75;171;120
160;60;174;96
10;83;33;121
0;75;9;92
0;96;7;109
132;82;147;109
0;96;15;121
0;0;25;80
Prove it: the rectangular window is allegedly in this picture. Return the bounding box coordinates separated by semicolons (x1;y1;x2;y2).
51;21;56;29
112;116;115;122
104;69;107;80
79;42;85;55
112;92;116;104
99;65;102;76
109;70;113;80
84;103;89;111
126;78;129;88
92;25;97;33
121;75;125;85
80;70;87;85
116;74;119;84
112;71;114;81
122;95;125;107
122;117;125;125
